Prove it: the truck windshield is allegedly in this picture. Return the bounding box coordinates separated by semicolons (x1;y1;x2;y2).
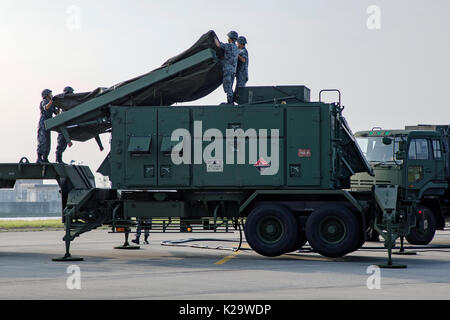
356;136;401;163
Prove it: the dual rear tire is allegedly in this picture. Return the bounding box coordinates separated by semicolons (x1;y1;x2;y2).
244;204;361;258
305;205;361;257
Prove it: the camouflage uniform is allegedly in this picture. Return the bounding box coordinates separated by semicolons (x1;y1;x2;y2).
133;218;151;244
37;98;57;162
236;47;249;88
55;87;74;163
220;42;238;104
55;134;67;163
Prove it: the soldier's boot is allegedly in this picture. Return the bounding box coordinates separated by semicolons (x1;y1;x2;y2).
131;236;140;245
144;234;149;244
42;155;50;163
56;153;64;164
36;154;44;164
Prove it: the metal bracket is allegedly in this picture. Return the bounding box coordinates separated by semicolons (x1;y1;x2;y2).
319;89;342;108
95;135;104;151
60;126;72;147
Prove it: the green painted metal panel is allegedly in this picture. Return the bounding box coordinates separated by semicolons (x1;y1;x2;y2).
128;136;152;153
97;153;111;177
286;107;321;186
235;86;311;105
124;201;186;218
158;108;191;187
160;136;181;153
191;106;284;187
0;163;95;190
107;100;370;190
110;107;126;189
239;189;364;213
124;108;157;188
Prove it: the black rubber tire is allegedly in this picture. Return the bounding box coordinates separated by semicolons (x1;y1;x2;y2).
305;205;361;258
244;204;299;257
286;229;308;253
406;206;437;245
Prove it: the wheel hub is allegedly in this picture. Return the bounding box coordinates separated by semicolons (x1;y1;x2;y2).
257;216;284;244
319;216;346;245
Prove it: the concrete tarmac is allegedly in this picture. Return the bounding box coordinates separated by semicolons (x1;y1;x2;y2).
0;229;449;299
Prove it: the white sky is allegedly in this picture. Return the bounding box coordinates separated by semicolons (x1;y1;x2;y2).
1;0;449;183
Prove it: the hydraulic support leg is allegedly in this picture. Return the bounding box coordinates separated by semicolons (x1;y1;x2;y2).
377;218;407;269
114;229;140;250
393;236;417;256
52;209;84;262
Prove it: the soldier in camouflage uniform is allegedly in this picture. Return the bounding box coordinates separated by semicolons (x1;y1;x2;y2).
37;89;58;163
132;218;151;244
215;31;239;104
55;86;74;164
236;36;249;88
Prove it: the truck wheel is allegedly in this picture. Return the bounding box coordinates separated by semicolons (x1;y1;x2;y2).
286;229;308;253
305;205;360;258
406;206;437;245
244;204;299;257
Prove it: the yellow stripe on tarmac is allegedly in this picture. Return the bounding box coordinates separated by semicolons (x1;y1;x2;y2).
215;250;242;265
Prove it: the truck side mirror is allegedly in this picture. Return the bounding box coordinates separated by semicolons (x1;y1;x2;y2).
398;140;407;152
382;137;392;145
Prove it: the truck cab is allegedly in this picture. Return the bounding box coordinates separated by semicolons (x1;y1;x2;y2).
352;128;449;244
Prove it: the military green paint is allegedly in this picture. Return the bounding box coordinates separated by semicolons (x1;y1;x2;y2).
44;48;218;134
108;101;365;191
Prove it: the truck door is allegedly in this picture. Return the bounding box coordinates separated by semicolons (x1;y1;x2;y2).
431;138;446;181
406;138;435;191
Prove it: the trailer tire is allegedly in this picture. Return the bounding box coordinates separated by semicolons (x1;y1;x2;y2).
406;206;437;245
305;205;361;258
286;229;308;253
244;204;298;257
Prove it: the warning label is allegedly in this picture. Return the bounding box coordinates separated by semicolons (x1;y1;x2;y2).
254;157;271;173
206;159;223;172
298;149;312;158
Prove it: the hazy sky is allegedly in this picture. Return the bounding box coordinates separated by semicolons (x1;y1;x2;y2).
1;0;449;184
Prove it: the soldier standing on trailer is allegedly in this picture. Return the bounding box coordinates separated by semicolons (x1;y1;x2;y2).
215;31;239;104
55;86;74;164
37;89;58;163
236;36;249;88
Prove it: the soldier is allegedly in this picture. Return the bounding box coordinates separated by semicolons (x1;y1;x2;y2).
37;89;58;163
215;31;239;104
236;36;249;88
132;218;151;244
55;86;74;164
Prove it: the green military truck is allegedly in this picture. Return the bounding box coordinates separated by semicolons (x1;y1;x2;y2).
0;88;419;265
0;33;427;265
352;125;450;245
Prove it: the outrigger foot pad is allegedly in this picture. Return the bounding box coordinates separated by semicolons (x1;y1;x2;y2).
114;244;140;250
377;263;407;269
393;251;417;255
52;254;84;262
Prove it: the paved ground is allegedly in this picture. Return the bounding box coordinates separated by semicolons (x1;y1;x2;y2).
0;229;449;299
